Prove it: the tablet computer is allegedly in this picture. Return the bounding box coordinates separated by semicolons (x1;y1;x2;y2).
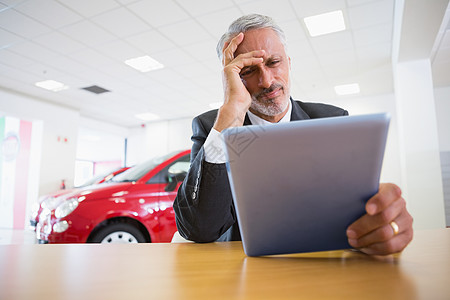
222;113;390;256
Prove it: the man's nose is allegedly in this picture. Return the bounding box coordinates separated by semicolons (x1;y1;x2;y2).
258;67;273;89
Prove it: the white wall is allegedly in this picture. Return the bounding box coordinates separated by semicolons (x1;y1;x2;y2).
0;88;80;228
126;118;193;165
77;117;128;163
434;86;450;152
0;88;80;196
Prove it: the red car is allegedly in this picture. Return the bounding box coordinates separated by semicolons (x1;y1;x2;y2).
37;150;190;244
30;166;131;230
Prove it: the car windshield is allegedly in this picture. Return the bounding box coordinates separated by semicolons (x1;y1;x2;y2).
111;151;179;183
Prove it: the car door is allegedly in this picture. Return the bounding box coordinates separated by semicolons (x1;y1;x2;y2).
155;154;190;241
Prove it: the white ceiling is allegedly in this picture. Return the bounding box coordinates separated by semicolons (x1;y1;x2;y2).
0;0;449;128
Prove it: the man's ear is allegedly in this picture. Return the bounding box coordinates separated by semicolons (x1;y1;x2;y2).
288;56;291;69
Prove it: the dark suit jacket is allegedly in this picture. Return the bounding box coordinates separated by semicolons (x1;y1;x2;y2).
173;98;348;242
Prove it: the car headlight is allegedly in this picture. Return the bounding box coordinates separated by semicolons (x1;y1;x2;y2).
30;202;41;218
42;197;59;210
53;221;69;233
55;198;79;218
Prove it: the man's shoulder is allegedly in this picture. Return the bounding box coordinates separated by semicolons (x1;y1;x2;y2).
192;109;219;134
293;100;348;118
196;109;219;122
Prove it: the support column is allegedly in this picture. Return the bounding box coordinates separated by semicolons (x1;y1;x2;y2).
392;0;449;229
394;59;445;229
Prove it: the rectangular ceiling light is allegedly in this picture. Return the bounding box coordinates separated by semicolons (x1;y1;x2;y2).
334;83;360;95
125;55;164;72
35;80;69;92
304;10;346;37
135;112;160;121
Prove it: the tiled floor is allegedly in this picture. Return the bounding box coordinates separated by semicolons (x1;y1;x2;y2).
0;228;37;245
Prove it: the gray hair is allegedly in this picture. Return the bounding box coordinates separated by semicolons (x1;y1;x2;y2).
216;14;287;61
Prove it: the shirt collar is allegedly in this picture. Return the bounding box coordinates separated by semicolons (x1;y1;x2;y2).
247;99;292;125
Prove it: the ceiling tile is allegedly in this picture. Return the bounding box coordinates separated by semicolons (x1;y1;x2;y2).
0;27;23;48
239;0;297;24
0;49;35;68
59;0;120;18
60;20;117;46
158;19;211;46
125;30;176;54
91;7;151;38
151;48;196;68
15;0;82;28
94;39;143;61
33;31;85;55
309;30;354;54
290;0;347;18
175;0;235;17
127;0;190;28
288;39;316;58
0;8;51;38
346;0;378;7
196;7;243;39
174;62;211;78
70;48;117;69
145;67;186;84
356;42;391;69
279;19;308;43
0;63;42;83
182;39;218;61
353;23;391;47
7;40;59;63
347;0;394;30
319;49;357;67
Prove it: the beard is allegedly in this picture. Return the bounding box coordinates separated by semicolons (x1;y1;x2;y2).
250;83;290;117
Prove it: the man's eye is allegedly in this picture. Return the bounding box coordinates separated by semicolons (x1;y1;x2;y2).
268;60;280;66
240;69;254;76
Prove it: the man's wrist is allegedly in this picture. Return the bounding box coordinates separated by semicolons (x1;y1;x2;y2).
213;104;247;132
204;129;227;163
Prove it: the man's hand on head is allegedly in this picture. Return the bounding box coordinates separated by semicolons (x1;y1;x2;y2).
213;32;264;132
346;183;414;256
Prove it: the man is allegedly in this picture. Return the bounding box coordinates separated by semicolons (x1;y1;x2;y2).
173;14;413;255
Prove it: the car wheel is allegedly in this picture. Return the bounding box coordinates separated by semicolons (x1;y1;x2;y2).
90;220;146;244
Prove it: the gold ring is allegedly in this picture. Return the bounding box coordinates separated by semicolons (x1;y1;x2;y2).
390;221;399;236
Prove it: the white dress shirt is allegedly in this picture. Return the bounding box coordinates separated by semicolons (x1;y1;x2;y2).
204;100;292;163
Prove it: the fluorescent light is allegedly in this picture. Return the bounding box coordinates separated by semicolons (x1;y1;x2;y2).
35;80;69;92
135;112;160;121
125;55;164;72
334;83;360;96
209;102;222;109
304;10;346;37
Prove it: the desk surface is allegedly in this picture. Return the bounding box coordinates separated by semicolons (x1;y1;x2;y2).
1;229;449;300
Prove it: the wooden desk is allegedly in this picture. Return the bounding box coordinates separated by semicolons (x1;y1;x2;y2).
1;229;449;300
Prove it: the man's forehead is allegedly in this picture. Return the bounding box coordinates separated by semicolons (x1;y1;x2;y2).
235;28;285;56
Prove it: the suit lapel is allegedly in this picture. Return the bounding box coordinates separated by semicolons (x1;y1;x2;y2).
290;98;311;121
244;113;252;126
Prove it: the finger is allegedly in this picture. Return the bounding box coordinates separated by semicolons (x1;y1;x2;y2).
365;183;402;215
223;32;244;66
359;233;410;256
225;52;265;71
346;196;406;239
348;209;412;248
358;223;414;256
